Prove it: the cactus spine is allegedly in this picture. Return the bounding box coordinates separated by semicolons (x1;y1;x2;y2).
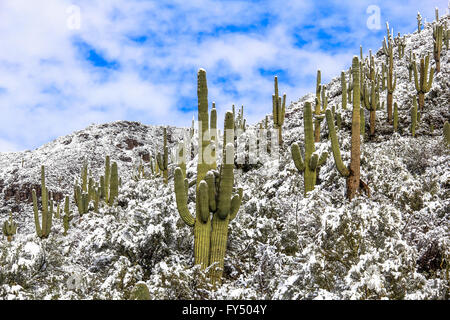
326;57;370;201
291;102;328;196
3;211;17;242
33;166;52;239
174;69;243;284
272;76;286;146
413;55;435;111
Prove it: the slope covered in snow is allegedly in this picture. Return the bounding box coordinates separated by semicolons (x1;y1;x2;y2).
0;16;448;300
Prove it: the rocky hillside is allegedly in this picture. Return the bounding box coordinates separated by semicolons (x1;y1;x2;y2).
0;16;448;300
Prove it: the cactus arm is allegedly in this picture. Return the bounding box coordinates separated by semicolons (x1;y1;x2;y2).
174;168;195;227
205;171;216;212
291;143;305;172
309;154;319;171
318;152;328;167
230;188;243;221
326;109;350;177
198;181;210;223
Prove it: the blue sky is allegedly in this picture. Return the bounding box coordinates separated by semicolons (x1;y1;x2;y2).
0;0;447;151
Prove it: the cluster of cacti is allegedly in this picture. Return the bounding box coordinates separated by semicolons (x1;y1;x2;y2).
325;56;370;201
2;211;17;242
412;55;435;111
157;127;169;184
74;156;119;215
394;33;406;59
314;70;328;142
174;69;243;285
234;104;246;133
433;22;444;73
272;76;286;146
74;162;100;215
291;102;328;196
32;166;53;239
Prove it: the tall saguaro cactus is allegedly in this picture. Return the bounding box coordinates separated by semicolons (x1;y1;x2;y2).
383;37;396;123
325;57;370;201
291;102;328;196
314;70;327;142
33;166;53;239
272;76;286;146
433;23;443;73
413;55;435;111
174;69;243;285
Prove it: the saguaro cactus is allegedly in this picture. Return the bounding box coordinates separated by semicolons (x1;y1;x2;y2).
272;76;286;146
313;70;327;142
444;121;450;146
433;23;443;73
383;37;396;123
413;55;435;111
326;57;370;201
33;166;52;239
63;196;73;236
341;71;347;110
393;102;399;132
417;12;422;33
362;79;380;137
157;127;169;184
3;211;17;242
291;102;328;196
174;69;243;285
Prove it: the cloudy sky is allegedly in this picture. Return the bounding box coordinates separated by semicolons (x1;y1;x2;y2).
0;0;447;151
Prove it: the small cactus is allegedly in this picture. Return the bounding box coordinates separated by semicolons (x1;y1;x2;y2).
444;121;450;146
3;211;17;242
157;127;169;184
341;71;347;110
417;12;422;33
131;283;151;300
